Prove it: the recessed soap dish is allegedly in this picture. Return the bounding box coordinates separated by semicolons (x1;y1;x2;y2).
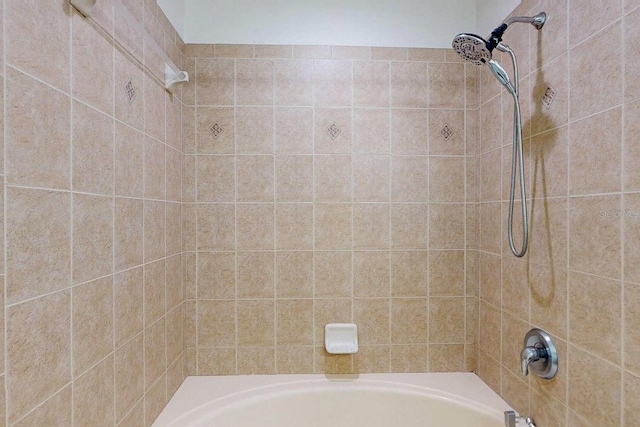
325;323;358;354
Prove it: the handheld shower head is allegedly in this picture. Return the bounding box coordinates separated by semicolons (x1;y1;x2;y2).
487;59;515;95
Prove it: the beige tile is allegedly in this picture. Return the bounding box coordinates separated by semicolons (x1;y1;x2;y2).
479;148;501;201
314;252;352;298
197;107;235;154
198;347;236;375
143;259;166;329
73;194;113;284
167;355;185;400
500;312;530;375
315;203;352;249
276;347;314;374
429;344;465;372
569;0;622;47
391;298;428;344
332;46;369;60
530;0;568;68
315;348;353;374
353;252;390;297
314;299;352;343
12;386;71;427
196;58;235;105
568;345;621;426
277;300;313;345
391;157;428;202
214;44;253;58
315;155;351;202
236;107;274;154
115;122;144;197
145;372;167;426
74;355;114;427
429;297;464;343
353;155;389;202
144;318;166;389
165;147;182;202
407;48;445;61
275;156;313;202
7;68;70;189
183;155;196;202
184;252;197;299
530;264;567;339
625;7;640;103
315;108;352;154
391;109;428;155
237;203;274;250
182;58;196;106
165;255;183;312
143;76;165;142
237;347;276;374
428;250;464;296
197;204;235;251
429;203;465;249
477;349;501;394
501;257;529;320
72;12;114;114
391;62;428;108
197;252;235;299
276;203;313;249
353;62;390;107
501;368;530;417
569;21;623;121
275;60;313;106
238;300;275;346
530;53;569;135
7;0;70;91
371;47;407;61
72;102;113;195
354;299;390;345
294;45;331;59
114;267;143;347
276;251;313;298
73;277;113;376
7;188;70;304
353;109;390;154
354;346;391;373
429;109;465;155
479;96;502;153
569;195;622;279
478;300;501;361
236;59;274;105
275;107;313;154
530;126;568;199
479;252;501;307
144;136;166;200
390;345;427;373
165;202;181;257
569;271;622;365
569;108;622;195
625;371;640;427
626;283;640;375
391;204;429;249
236;155;274;202
429;63;464;108
114;198;143;272
625;101;640;191
528;197;567;268
197;155;235;202
353;204;389;249
7;291;71;423
165;307;182;366
429;157;464;202
237;252;274;299
255;45;292;58
313;60;352;107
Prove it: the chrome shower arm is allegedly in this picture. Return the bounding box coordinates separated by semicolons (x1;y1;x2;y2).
504;12;546;29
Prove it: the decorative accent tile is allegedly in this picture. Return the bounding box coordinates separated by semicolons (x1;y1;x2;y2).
440;125;454;141
542;85;557;110
209;123;224;139
124;80;136;105
326;123;341;140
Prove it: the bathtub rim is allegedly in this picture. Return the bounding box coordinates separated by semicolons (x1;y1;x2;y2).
152;372;513;427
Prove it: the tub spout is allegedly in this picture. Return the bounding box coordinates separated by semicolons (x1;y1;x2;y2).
504;411;536;427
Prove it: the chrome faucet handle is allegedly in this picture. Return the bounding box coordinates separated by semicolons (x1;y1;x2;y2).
520;328;558;379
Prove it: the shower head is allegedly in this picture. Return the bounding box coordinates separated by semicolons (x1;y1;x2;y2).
451;12;546;64
487;59;515;95
451;33;492;65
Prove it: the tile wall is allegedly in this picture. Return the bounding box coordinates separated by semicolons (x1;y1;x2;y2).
475;0;640;425
182;44;480;375
0;0;186;425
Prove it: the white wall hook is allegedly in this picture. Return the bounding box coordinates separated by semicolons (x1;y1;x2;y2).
70;0;96;16
165;65;190;95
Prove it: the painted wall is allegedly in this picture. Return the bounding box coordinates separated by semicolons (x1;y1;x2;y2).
158;0;186;36
171;0;478;47
476;0;521;36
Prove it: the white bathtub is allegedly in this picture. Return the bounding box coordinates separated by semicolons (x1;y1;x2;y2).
152;373;513;427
